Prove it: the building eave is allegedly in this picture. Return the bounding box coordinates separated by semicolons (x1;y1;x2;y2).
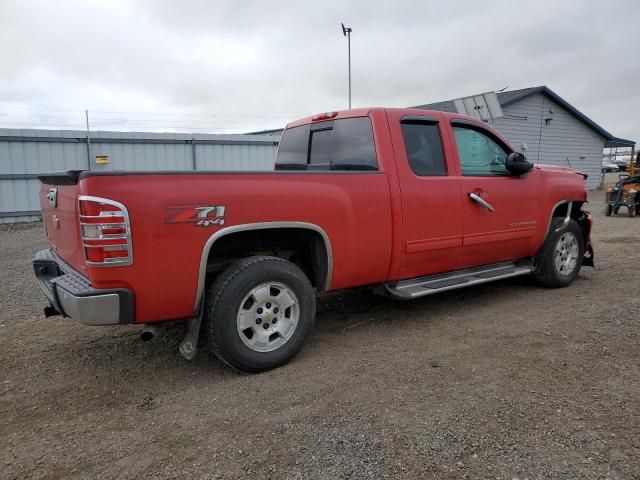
502;86;635;147
413;86;635;148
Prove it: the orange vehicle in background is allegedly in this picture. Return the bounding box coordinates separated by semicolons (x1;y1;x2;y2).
605;173;640;217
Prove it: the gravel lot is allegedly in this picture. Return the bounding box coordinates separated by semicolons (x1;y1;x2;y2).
1;188;639;479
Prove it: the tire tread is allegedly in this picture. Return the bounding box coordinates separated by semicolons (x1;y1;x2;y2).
204;256;313;372
533;218;584;288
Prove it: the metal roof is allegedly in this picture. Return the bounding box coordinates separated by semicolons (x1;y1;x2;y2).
412;86;635;148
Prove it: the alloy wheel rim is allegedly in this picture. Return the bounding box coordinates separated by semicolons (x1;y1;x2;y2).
236;282;299;352
554;232;579;276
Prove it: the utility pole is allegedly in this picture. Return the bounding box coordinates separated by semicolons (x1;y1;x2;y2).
85;109;92;170
341;23;352;109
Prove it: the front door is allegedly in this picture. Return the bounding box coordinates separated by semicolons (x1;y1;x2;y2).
450;122;540;268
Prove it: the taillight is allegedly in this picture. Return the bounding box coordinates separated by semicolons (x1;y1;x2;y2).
78;195;133;266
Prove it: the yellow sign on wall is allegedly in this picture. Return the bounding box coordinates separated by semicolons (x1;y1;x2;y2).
95;155;109;165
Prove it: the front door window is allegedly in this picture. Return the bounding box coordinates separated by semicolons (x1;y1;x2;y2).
453;126;509;176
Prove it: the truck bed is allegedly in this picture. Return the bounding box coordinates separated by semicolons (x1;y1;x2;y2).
39;170;393;323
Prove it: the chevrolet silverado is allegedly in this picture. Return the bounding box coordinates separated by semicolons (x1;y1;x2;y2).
33;108;594;372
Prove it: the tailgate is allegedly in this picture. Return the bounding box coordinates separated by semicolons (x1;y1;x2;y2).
38;171;86;273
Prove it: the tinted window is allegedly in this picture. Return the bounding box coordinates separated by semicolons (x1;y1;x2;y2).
276;117;377;171
275;124;309;170
400;122;446;176
308;125;333;167
453;126;509;175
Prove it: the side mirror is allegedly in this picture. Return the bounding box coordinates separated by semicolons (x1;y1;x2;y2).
505;152;534;176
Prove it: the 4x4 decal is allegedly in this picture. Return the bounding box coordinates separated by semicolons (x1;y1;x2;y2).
166;205;226;227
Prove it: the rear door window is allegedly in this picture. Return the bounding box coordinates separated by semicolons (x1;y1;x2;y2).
400;122;447;176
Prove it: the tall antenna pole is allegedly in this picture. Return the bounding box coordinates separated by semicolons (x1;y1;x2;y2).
341;23;353;109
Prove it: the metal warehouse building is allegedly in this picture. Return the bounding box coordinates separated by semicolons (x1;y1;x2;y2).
414;86;635;190
0;129;277;223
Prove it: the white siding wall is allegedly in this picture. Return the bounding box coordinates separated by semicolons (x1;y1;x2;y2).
491;93;603;189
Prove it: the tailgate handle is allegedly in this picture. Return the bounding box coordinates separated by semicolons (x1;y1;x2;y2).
47;188;58;208
468;192;495;212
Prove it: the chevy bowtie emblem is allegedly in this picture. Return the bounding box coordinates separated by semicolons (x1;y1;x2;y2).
165;205;226;227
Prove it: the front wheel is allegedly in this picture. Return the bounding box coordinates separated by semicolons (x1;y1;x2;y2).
533;218;584;288
204;256;316;372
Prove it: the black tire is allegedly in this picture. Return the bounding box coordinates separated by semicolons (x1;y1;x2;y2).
204;256;315;373
605;204;613;216
533;218;584;288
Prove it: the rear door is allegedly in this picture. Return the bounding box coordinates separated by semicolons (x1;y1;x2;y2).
274;114;393;288
391;114;463;279
449;120;540;268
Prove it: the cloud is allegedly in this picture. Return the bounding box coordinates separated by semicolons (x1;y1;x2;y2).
0;0;638;140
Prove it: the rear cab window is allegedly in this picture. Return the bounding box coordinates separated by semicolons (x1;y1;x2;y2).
275;117;378;171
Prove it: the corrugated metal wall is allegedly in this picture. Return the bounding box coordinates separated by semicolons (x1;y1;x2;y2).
491;93;603;190
0;129;278;223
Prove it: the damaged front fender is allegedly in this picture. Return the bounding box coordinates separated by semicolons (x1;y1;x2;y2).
579;211;595;267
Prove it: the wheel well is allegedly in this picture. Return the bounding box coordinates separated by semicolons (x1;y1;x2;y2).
550;201;590;241
551;201;583;220
205;228;329;292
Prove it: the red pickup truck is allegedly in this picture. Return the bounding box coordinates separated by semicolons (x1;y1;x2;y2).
34;107;594;372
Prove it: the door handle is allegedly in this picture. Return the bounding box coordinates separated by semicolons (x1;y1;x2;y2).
468;192;495;212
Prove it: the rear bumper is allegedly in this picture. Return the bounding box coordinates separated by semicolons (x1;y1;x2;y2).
33;249;134;325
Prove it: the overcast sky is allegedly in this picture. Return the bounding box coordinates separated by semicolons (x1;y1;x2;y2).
0;0;638;141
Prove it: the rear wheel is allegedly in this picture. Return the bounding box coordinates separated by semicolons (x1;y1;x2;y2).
605;204;613;216
204;256;315;372
533;218;584;288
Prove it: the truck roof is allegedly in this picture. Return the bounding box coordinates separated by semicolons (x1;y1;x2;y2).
286;107;483;129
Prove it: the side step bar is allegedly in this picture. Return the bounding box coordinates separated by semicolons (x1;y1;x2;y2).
382;261;534;300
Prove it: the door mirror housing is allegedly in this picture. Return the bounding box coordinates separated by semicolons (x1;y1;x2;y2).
505;152;534;176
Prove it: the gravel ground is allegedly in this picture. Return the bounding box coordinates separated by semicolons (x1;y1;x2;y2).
1;188;639;480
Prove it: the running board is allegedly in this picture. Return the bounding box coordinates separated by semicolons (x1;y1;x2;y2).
383;261;534;300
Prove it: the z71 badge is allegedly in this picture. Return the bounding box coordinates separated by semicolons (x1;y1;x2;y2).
166;205;226;227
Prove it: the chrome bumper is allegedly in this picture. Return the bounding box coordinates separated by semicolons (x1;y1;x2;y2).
33;249;134;325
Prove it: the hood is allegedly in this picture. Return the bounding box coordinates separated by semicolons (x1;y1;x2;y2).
536;164;588;179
